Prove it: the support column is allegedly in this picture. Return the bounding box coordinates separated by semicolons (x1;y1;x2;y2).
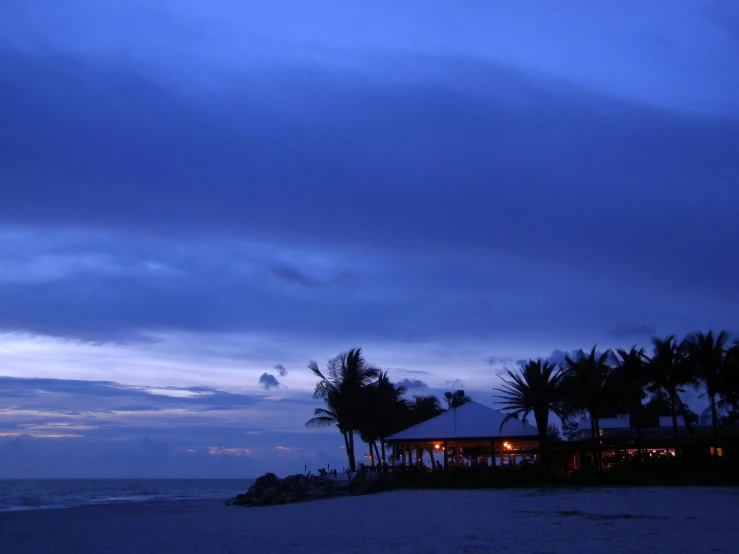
443;440;448;470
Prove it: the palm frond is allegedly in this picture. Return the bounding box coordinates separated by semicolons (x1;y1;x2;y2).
305;416;338;429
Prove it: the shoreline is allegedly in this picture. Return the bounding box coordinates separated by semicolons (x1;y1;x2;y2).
5;479;739;514
0;496;227;515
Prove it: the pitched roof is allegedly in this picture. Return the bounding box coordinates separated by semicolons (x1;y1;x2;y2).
386;400;539;442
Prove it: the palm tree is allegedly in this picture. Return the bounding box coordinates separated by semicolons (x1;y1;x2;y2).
411;395;444;421
408;395;445;466
305;400;351;463
649;335;691;455
305;404;341;432
720;341;739;421
446;391;472;409
305;355;353;468
611;347;652;461
562;346;613;467
684;331;732;456
357;371;407;465
306;348;380;471
494;359;566;471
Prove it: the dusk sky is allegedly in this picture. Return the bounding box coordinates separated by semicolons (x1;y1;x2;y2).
1;1;739;478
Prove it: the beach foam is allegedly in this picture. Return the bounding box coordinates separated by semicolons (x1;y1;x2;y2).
0;478;253;512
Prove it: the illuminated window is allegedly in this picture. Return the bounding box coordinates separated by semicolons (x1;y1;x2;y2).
717;448;723;457
710;447;715;455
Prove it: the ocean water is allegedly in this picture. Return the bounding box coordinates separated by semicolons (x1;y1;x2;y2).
0;479;254;512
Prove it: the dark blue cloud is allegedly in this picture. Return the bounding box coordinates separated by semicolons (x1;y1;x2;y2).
397;378;428;390
390;369;435;376
0;42;736;350
1;46;738;296
487;356;516;367
274;364;288;377
0;32;736;356
0;376;263;410
258;373;280;390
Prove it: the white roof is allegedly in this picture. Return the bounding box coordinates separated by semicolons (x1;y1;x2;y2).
386;400;539;442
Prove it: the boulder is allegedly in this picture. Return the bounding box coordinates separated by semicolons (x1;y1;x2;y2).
260;486;280;504
227;472;349;508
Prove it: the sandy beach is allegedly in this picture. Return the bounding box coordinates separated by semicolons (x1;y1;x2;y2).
1;487;737;553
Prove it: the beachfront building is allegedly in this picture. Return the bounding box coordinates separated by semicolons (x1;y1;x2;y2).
553;413;739;471
573;414;632;440
385;400;540;469
575;412;713;441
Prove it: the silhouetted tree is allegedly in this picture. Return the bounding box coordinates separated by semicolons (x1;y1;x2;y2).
560;418;580;442
408;395;445;466
444;389;472;409
562;347;613;467
684;330;732;456
547;423;562;443
611;346;652;461
495;359;566;470
649;336;692;454
357;371;407;465
306;348;380;471
720;341;739;420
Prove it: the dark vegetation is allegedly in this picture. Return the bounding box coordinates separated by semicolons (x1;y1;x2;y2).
305;331;739;488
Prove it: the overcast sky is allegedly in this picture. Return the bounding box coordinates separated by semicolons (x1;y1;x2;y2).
1;0;738;478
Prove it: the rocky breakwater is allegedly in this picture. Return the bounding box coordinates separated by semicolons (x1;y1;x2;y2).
227;473;350;507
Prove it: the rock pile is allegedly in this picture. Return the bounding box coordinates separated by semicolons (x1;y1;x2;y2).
226;472;350;507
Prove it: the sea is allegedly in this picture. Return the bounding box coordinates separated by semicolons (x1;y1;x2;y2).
0;479;255;512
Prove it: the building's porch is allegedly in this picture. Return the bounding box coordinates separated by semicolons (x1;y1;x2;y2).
385;437;541;471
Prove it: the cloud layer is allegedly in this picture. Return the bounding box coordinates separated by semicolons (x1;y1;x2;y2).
0;376;343;478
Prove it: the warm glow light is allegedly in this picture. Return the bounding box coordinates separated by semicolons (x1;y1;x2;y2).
503;441;512;450
434;444;441;449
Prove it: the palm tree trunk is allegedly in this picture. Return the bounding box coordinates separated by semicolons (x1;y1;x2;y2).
372;441;381;465
428;446;436;468
594;416;602;469
635;403;643;463
539;433;549;474
368;441;376;467
348;432;357;471
670;391;680;455
341;430;352;471
710;394;719;458
590;415;599;467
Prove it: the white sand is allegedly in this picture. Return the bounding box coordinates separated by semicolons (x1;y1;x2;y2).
1;487;737;553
